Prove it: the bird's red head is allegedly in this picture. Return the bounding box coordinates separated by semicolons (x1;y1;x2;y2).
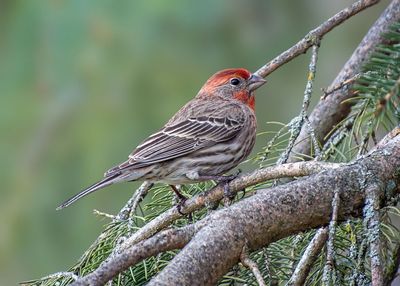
198;68;266;110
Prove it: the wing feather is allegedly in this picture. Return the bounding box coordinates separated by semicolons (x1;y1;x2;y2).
129;117;241;166
106;102;247;174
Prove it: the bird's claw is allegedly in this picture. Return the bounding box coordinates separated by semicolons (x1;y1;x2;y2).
176;197;193;222
176;196;187;215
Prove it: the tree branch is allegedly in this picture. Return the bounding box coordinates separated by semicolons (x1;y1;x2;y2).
254;0;380;78
71;225;198;286
276;44;320;165
322;189;341;284
71;124;400;285
119;161;340;252
289;0;400;161
145;128;400;285
364;184;384;286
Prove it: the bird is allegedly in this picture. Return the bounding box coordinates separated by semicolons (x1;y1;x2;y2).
57;68;266;210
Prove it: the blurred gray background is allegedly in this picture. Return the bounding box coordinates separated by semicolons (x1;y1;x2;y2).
0;0;391;284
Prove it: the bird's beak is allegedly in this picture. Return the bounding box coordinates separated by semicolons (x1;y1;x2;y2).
248;74;267;91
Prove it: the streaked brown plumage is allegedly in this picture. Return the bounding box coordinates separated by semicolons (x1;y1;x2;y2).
57;68;266;209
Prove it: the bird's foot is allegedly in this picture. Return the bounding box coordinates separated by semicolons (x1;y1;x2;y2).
188;170;242;207
169;185;192;221
215;171;241;205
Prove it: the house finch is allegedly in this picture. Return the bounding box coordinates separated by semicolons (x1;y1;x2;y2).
57;68;266;210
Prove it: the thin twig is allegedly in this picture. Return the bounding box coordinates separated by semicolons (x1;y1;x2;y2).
384;241;400;285
354;238;369;285
277;44;320;165
302;45;319;114
100;182;154;266
364;184;384;286
286;227;328;286
264;252;278;286
71;226;198;286
21;272;79;285
259;124;289;163
322;189;340;285
126;182;153;228
318;117;355;161
93;209;116;220
321;73;361;100
302;45;321;158
276;116;303;165
64;182;154;280
116;181;153;221
305;116;321;157
254;0;380;78
240;244;266;286
357;120;374;157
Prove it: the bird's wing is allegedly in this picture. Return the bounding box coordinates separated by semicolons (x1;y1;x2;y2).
107;103;246;173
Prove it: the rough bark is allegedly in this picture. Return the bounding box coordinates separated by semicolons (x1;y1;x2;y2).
71;128;400;286
146;129;400;285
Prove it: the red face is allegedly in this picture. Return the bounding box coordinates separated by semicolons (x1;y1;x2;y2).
199;68;265;110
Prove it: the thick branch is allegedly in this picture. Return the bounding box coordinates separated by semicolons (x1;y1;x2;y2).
290;0;400;160
255;0;380;78
147;130;400;285
119;161;340;252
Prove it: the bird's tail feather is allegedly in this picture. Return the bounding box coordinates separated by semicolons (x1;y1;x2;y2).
56;173;120;210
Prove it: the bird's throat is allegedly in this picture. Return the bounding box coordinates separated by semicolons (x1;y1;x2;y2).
234;91;255;110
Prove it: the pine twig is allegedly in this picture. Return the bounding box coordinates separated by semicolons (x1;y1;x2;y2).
322;189;341;285
286;227;328;286
364;184;384;286
93;209;116;220
259;123;288;162
354;237;369;285
71;226;198;286
305;116;321;158
116;181;153;221
93;181;154;221
321;73;361;100
21;272;79;285
384;241;400;285
264;252;278;286
277;44;320;165
240;244;266;286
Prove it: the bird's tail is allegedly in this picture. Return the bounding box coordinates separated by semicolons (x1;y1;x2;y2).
56;173;120;210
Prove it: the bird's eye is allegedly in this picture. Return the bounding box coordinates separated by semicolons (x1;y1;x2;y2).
230;78;241;86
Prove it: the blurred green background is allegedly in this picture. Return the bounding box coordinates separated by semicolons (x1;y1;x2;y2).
0;0;390;284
